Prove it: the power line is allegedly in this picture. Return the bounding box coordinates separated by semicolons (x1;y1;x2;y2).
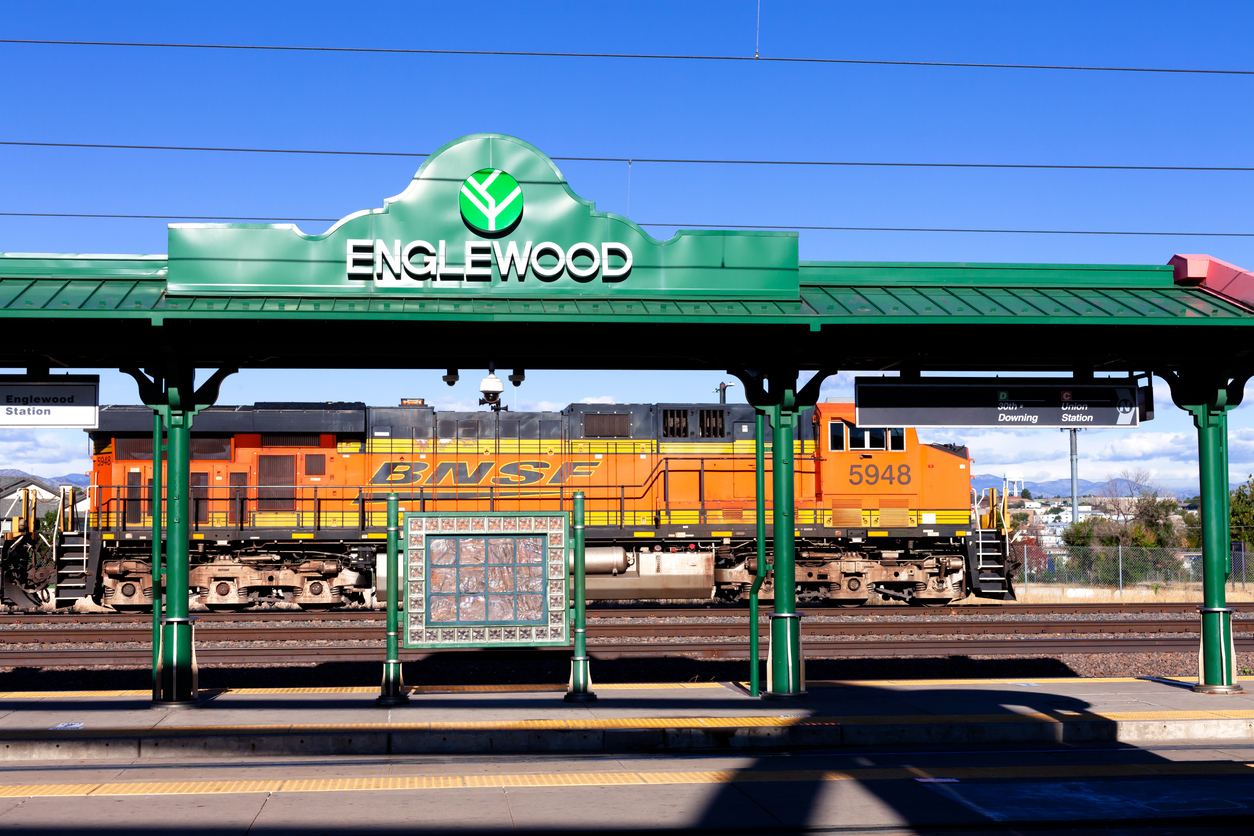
1;211;1251;237
1;139;1251;172
1;38;1251;76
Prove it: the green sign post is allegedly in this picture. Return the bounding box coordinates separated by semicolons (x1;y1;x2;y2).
378;493;408;706
565;492;595;702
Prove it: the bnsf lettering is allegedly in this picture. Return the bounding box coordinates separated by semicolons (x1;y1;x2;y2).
433;462;494;485
494;461;549;485
371;462;430;484
548;462;600;484
370;460;599;486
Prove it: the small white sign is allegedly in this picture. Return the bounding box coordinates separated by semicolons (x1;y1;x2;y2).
0;378;99;429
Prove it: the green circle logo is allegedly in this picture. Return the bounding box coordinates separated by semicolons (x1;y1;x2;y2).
459;168;523;234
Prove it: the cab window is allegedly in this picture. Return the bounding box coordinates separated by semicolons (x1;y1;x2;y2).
849;427;904;451
828;421;845;451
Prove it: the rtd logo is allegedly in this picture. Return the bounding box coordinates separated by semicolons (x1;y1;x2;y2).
459;168;523;234
345;167;633;284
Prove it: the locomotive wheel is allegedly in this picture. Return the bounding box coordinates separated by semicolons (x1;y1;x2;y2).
909;598;951;608
835;599;868;609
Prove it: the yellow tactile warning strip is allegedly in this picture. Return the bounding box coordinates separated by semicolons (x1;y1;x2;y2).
4;706;1254;741
1;761;1253;798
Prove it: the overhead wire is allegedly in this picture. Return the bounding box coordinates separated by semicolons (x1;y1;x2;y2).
1;212;1250;237
0;140;1250;171
1;38;1252;76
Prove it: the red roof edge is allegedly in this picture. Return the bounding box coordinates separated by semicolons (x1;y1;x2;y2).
1169;254;1254;312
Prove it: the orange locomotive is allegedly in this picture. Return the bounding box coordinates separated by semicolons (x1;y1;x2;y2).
25;399;1011;610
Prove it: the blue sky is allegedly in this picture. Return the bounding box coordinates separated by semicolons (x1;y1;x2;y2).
2;1;1253;488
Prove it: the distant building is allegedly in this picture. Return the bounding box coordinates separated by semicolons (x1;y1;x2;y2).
0;476;88;532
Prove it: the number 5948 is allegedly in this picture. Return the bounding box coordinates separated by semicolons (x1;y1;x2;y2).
849;463;910;486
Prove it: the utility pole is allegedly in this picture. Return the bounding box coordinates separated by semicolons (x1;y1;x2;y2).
1068;428;1079;523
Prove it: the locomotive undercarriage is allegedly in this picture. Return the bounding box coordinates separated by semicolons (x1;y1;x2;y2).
99;542;378;610
714;537;970;607
7;529;983;611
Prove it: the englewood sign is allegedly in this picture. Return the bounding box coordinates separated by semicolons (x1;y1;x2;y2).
0;375;99;429
167;134;798;299
346;238;633;284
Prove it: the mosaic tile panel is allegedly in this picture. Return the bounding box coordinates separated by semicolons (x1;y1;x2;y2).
402;513;570;649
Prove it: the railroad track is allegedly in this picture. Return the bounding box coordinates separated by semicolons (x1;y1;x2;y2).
0;618;1243;644
2;636;1249;666
0;602;1241;625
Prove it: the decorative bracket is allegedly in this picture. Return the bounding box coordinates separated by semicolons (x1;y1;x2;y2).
1158;368;1252;418
122;364;237;424
727;368;837;412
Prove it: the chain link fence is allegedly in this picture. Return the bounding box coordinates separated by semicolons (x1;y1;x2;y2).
1009;543;1252;600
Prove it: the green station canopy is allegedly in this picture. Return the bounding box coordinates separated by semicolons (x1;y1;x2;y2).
1;133;1252;373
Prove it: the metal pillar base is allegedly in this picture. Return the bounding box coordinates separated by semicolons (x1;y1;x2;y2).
760;690;808;701
766;612;805;698
377;653;408;705
375;694;410;706
566;654;597;702
155;616;198;706
1192;683;1245;695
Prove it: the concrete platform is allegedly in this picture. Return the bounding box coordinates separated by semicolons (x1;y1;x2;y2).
2;675;1254;761
3;738;1254;833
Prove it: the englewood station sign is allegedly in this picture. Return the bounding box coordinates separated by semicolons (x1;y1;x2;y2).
167;134;799;299
0;375;99;429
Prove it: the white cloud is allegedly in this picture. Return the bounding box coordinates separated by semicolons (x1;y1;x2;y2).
0;428;90;477
524;400;566;413
1087;432;1196;462
426;396;483;412
579;396;617;404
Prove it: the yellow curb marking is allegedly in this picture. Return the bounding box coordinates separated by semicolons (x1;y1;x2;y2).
7;707;1254;742
1;762;1251;798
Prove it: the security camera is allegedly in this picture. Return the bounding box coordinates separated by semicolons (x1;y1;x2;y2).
479;372;506;410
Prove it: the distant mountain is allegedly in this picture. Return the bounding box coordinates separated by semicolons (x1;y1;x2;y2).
972;474;1103;496
972;474;1205;499
0;469;88;487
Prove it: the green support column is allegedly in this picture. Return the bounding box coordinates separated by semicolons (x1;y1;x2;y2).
150;411;164;699
125;365;236;707
377;492;408;705
566;491;596;701
729;368;833;700
1188;403;1241;693
748;407;769;697
156;395;197;705
766;390;805;699
1163;368;1249;695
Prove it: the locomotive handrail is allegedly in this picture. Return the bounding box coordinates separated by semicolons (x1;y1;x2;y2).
85;447;832;533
